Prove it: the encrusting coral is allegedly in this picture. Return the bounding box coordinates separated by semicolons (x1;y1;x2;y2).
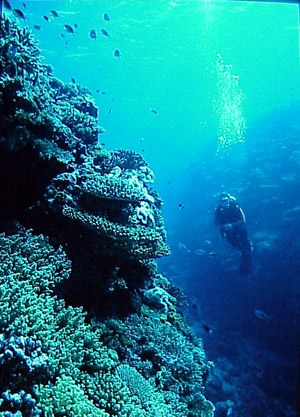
0;14;214;417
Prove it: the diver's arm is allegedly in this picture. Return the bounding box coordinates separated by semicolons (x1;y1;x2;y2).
231;207;246;227
239;207;246;223
222;207;246;232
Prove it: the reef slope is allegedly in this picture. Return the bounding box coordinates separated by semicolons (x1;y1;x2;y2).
0;16;214;417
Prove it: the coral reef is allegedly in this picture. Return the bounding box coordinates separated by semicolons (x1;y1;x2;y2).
0;227;213;417
0;227;160;416
0;19;100;162
96;306;214;417
45;145;170;261
0;15;214;417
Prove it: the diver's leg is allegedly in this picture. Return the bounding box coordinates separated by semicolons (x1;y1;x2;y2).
239;232;252;276
226;229;252;275
230;228;252;275
225;232;240;248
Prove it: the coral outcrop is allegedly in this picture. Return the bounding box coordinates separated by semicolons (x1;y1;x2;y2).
46;145;170;261
0;14;214;417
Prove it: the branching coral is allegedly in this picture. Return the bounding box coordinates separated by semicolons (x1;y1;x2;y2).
0;18;42;77
0;16;214;417
115;364;172;417
96;310;214;417
37;375;109;417
0;227;210;416
0;227;177;417
0;17;101;162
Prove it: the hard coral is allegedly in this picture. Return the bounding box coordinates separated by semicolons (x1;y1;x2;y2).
97;310;214;417
0;16;214;417
1;227;172;416
0;16;100;161
46;147;170;261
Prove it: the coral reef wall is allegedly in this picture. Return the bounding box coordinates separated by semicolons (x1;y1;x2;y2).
0;16;214;417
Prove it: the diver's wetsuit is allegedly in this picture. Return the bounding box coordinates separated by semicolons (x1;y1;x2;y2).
215;200;252;276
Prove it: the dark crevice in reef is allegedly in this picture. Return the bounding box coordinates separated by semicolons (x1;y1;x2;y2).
0;146;64;226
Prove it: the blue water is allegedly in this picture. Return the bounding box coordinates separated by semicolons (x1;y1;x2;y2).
6;0;300;416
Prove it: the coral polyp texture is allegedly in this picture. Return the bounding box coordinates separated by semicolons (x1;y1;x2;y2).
0;15;214;417
46;146;170;261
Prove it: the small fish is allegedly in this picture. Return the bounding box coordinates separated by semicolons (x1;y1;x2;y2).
259;184;280;189
202;323;213;334
60;33;65;38
226;407;233;417
114;49;121;58
191;303;198;310
65;40;69;48
33;25;42;30
108;108;112;114
100;143;105;146
12;8;26;20
74;23;79;29
43;15;49;22
103;12;110;21
3;0;12;11
111;97;116;102
71;77;76;83
101;28;110;37
194;249;206;255
50;10;59;18
141;149;145;152
23;3;26;8
101;91;107;95
254;309;271;321
89;29;97;39
178;242;190;252
150;108;158;114
64;24;75;35
178;203;184;210
96;89;100;93
208;251;217;257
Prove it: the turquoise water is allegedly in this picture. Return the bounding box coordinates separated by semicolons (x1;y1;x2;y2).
6;0;300;181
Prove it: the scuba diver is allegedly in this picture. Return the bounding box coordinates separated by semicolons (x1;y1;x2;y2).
214;192;252;276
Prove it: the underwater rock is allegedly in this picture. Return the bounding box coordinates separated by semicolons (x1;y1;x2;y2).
143;286;177;313
0;16;214;417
